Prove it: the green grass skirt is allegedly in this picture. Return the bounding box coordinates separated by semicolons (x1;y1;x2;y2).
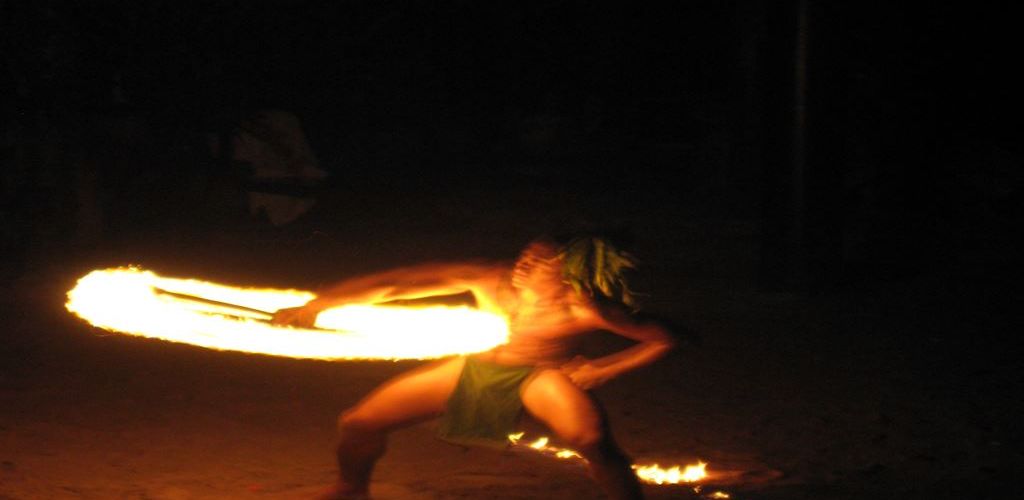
436;356;536;449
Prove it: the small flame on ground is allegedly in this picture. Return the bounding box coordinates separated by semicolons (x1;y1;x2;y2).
508;433;711;486
555;450;582;459
632;461;707;484
66;268;509;360
509;433;581;460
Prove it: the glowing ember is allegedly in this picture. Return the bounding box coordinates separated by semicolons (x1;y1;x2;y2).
66;268;509;360
508;433;709;485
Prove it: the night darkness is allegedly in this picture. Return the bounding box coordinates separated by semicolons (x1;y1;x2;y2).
2;2;1022;499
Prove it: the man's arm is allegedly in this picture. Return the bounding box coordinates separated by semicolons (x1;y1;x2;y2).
562;304;676;389
272;261;501;327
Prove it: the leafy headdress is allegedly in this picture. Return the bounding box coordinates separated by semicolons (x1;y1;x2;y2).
558;237;638;309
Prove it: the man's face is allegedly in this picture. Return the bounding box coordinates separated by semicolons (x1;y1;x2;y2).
511;242;564;297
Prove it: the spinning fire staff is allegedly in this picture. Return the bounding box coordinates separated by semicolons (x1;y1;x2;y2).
272;237;676;500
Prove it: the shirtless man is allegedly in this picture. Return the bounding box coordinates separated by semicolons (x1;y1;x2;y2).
273;238;675;499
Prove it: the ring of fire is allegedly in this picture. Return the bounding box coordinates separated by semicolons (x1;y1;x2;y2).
65;268;510;360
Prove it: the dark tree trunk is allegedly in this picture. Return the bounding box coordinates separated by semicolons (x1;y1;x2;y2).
757;0;808;292
757;0;850;292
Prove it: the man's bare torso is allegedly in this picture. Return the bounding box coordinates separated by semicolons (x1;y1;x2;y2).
471;269;595;367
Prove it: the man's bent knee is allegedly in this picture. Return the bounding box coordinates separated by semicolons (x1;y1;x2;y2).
561;426;634;466
560;426;606;454
337;408;386;435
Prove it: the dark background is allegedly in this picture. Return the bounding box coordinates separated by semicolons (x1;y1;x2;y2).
2;1;1022;499
2;1;1020;288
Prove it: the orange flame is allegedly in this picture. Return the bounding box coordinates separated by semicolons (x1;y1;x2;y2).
508;433;710;486
66;268;509;360
632;461;707;484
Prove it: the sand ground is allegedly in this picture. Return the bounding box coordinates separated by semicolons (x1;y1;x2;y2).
2;182;1020;499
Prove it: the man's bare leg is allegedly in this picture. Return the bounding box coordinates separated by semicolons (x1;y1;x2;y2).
317;357;466;499
315;427;385;499
521;370;644;500
580;437;644;500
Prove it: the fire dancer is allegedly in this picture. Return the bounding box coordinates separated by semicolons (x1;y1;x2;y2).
273;237;675;499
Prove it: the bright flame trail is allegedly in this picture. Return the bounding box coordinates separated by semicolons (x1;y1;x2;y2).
66;268;509;360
